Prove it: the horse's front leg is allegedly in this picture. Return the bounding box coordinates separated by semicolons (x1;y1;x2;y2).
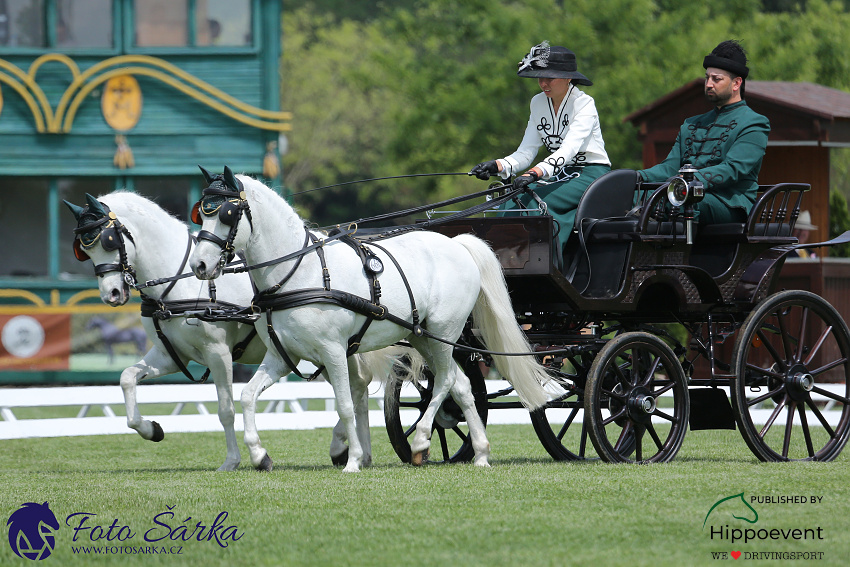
205;347;241;471
120;348;176;442
324;356;364;473
241;357;281;471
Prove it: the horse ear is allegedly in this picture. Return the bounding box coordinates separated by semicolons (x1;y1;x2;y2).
223;166;243;192
84;193;107;217
198;165;215;185
63;200;85;221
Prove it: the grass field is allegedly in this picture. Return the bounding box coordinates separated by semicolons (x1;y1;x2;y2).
1;424;848;566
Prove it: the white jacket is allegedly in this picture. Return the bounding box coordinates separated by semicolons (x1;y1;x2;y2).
498;87;610;182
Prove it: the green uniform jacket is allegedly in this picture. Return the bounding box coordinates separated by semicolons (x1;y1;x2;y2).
638;100;770;223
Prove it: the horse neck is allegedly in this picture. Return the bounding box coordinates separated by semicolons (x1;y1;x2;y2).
109;201;192;292
243;180;314;288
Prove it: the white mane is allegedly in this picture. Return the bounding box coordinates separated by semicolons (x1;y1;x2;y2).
98;190;185;233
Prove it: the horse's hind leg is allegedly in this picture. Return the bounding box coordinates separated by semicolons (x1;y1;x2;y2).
448;367;490;466
329;354;377;467
120;348;177;441
408;339;491;467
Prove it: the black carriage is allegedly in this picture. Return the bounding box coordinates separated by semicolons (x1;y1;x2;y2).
383;168;850;464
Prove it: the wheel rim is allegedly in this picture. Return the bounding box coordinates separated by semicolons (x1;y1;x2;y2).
732;291;850;462
586;332;689;463
384;357;488;464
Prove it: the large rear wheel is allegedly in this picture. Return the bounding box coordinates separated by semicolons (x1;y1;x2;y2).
731;290;850;462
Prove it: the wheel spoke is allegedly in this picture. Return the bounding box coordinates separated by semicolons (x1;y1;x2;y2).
579;420;589;458
758;395;787;438
745;362;784;380
614;421;633;454
614;362;632;389
747;385;785;407
803;324;831;366
776;309;795;364
756;327;786;371
651;380;676;397
646;422;664;451
403;414;424;438
452;426;469;443
782;402;796;458
653;408;678;423
810;385;850;405
794;307;810;364
436;428;449;460
557;407;581;441
641;354;661;387
797;404;816;458
804;396;837;438
634;425;644;461
602;407;627;426
809;356;849;378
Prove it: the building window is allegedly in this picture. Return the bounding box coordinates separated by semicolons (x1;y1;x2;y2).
196;0;251;47
135;0;251;48
56;0;112;49
134;0;188;47
0;0;45;47
0;177;49;277
134;177;193;223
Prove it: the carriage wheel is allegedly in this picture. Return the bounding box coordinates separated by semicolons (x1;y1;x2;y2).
530;355;596;460
731;290;850;462
585;332;689;463
383;355;488;464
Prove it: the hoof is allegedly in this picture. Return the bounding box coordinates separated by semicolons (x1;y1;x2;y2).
256;453;273;472
331;448;349;467
411;449;429;467
150;421;165;442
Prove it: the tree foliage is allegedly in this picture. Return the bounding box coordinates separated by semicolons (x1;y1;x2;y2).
281;0;850;229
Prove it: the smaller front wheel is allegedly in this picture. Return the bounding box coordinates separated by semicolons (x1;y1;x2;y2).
585;332;689;463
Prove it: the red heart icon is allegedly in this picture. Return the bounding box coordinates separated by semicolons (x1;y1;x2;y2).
731;551;742;560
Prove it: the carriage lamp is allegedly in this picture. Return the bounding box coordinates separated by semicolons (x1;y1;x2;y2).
667;164;705;244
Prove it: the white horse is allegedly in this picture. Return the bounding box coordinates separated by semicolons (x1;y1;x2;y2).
64;191;389;471
188;167;551;472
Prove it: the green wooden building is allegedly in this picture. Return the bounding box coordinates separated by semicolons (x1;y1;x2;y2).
0;0;289;383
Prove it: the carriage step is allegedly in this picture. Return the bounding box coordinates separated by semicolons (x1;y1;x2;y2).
688;388;737;430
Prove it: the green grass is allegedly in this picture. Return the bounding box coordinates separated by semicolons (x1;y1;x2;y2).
1;425;848;566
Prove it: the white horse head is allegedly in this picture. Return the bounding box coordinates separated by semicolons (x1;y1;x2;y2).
65;192;191;306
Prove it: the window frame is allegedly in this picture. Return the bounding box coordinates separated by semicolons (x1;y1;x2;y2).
0;0;259;56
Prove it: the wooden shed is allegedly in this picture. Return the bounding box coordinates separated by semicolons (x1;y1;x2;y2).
625;80;850;245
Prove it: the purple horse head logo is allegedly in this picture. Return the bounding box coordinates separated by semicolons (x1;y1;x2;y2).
7;502;60;560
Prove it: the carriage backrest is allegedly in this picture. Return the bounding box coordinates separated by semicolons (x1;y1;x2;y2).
574;169;640;223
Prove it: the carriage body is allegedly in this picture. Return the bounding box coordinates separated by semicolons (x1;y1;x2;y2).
391;172;850;464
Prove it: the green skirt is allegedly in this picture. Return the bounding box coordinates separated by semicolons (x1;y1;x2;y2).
499;164;611;256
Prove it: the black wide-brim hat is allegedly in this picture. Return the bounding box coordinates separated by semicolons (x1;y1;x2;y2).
517;41;592;85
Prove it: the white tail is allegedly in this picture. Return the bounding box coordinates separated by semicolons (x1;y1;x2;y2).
453;234;550;410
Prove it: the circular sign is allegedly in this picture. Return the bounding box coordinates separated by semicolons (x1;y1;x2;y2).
101;75;143;131
1;315;46;358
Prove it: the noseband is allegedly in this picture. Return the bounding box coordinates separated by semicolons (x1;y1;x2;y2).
73;203;137;289
192;174;253;267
